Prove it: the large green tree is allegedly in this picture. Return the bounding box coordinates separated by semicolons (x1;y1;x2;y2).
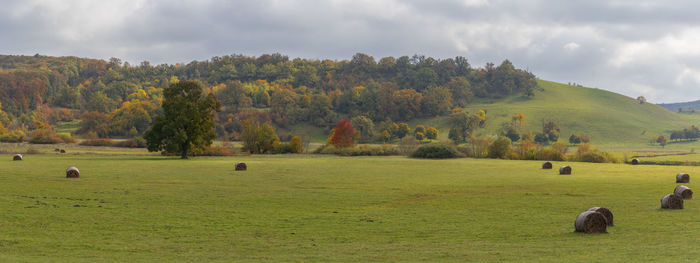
144;81;221;159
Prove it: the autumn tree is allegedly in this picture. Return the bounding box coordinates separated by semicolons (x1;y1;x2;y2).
657;135;667;148
328;119;356;147
270;88;298;121
144;81;221;159
448;108;483;143
396;123;410;138
216;80;252;112
241;119;279;154
487;136;512;159
414;125;426;135
426;127;438;140
446;76;473;107
422;86;453;116
78;111;111;138
349;115;375;143
541;120;560;143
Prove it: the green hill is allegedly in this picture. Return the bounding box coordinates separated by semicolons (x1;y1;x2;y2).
465;80;700;146
369;80;700;147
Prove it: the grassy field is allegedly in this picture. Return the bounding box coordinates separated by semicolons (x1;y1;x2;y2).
2;153;700;262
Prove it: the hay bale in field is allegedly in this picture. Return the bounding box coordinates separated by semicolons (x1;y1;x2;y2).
586;207;614;226
559;166;572;175
66;166;80;178
661;194;683;209
542;161;553;169
631;158;640;165
674;185;693;200
13;154;22;161
235;162;247;171
60;149;66;154
676;173;690;183
574;211;607;233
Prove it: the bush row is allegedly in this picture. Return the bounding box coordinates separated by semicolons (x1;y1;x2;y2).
314;144;399;156
79;137;147;148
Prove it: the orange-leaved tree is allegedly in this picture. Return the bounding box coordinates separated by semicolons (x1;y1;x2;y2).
328;119;356;147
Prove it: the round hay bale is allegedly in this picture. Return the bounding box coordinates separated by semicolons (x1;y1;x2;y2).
586;207;613;226
542;161;553;169
559;166;572;175
13;154;22;161
574;211;607;233
676;173;690;183
674;185;693;200
235;162;247;171
631;158;640;165
60;149;66;154
66;166;80;178
661;194;683;209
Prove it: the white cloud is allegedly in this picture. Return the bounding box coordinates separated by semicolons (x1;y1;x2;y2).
563;42;580;52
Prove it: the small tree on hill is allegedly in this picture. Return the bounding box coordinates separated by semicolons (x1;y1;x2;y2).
414;125;426;136
415;132;425;141
145;81;221;158
426;127;438;140
448;108;482;143
329;119;356;147
396;123;410;138
657;135;667;148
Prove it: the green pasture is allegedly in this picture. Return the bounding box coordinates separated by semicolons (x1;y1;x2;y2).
1;153;700;262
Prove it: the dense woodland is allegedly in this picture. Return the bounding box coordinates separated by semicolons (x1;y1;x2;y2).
0;53;537;143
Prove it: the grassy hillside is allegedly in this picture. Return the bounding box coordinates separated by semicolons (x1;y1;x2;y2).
2;153;700;262
400;80;700;147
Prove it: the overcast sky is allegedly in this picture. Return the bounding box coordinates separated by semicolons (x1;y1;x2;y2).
2;0;700;103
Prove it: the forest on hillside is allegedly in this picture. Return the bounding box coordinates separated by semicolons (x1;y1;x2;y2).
0;53;536;143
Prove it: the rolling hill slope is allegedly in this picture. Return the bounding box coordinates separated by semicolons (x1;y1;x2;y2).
401;80;700;147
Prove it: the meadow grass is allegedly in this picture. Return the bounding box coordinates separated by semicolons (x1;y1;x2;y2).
1;153;700;262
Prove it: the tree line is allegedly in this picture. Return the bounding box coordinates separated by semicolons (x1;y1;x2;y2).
0;53;537;142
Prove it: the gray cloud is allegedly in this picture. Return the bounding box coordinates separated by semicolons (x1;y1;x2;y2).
1;0;700;102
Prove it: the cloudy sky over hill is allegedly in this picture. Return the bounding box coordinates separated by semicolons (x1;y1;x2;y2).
2;0;699;103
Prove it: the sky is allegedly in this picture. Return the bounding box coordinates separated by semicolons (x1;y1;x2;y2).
1;0;700;103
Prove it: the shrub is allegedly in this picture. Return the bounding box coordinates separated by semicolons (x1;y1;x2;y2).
414;125;426;135
113;138;147;148
275;142;294;153
79;138;114;146
534;148;567;161
487;136;512;159
576;150;619;163
415;132;425;141
28;129;63;144
411;143;461;159
289;136;303;153
551;140;568;154
578;151;607;163
57;133;76;143
0;129;25;142
315;144;398;156
426;127;438;140
398;136;420;156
